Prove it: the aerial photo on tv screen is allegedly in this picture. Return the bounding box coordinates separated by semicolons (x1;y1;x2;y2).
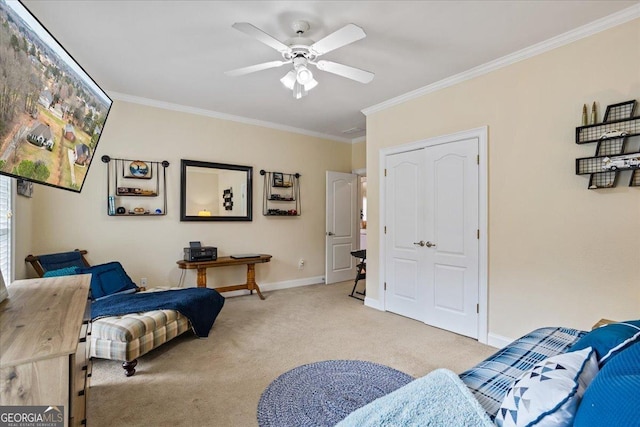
0;0;111;192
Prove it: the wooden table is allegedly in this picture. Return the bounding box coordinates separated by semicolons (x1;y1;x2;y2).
1;275;92;426
177;254;272;300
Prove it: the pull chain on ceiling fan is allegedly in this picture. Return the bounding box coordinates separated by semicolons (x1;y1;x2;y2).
225;20;374;99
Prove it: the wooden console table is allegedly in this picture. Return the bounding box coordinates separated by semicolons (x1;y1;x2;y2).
177;254;272;300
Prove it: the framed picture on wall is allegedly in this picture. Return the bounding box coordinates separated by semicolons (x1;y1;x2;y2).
272;172;284;187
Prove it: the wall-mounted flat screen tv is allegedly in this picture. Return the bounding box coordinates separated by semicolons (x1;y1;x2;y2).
0;0;111;192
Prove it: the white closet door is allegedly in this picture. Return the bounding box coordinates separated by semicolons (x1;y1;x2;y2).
423;138;479;338
384;137;479;339
384;150;427;321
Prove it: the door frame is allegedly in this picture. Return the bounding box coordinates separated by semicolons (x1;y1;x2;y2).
378;126;489;344
352;168;366;250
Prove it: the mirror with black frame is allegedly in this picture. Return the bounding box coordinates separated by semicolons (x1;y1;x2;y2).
180;159;253;221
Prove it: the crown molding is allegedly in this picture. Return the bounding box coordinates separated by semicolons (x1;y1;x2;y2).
108;91;354;144
362;5;640;116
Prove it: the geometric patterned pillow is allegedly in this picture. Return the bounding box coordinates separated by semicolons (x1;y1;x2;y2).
495;347;599;427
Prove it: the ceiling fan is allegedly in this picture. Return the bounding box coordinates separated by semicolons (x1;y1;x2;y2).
225;20;374;99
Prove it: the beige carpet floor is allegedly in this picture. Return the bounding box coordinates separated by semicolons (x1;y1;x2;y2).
88;281;496;426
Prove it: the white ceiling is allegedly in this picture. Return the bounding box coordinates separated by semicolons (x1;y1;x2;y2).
21;1;638;142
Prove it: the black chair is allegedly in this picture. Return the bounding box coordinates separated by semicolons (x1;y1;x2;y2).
349;249;366;300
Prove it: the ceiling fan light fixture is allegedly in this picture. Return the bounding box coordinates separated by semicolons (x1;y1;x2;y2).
304;78;318;91
280;70;296;90
293;81;307;99
296;65;313;85
283;70;317;98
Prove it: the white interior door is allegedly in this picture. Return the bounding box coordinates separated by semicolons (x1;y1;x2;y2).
384;138;479;338
384;150;427;320
423;139;479;338
325;171;358;284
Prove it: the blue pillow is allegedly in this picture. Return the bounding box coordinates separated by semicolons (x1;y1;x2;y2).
43;266;80;277
569;320;640;366
76;262;138;300
573;342;640;427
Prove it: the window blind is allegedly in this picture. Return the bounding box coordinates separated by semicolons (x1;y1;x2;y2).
0;176;13;284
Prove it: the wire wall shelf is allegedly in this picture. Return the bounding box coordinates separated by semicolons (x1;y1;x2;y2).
574;100;640;189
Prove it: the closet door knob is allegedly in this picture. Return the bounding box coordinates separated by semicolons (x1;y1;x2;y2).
413;241;425;247
425;241;436;248
327;232;335;236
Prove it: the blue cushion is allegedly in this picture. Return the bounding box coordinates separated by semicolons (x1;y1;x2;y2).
38;251;86;271
569;320;640;366
573;342;640;427
76;262;138;300
93;287;138;302
43;266;80;277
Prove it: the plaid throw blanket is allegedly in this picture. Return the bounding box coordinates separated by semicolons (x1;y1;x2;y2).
92;288;225;337
459;326;586;419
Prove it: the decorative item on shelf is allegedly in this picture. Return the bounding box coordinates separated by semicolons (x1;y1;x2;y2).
582;104;588;126
198;209;212;217
126;160;152;179
116;207;126;215
155;208;163;214
272;172;284;187
108;196;116;215
574;100;640;189
601;155;640;172
591;101;597;124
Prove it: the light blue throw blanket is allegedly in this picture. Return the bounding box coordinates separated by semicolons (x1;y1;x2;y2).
336;368;494;427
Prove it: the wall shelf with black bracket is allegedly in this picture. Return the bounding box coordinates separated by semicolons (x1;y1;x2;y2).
575;100;640;189
102;155;169;216
260;169;301;216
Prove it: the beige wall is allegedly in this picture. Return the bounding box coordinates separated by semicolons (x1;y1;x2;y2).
22;101;353;289
13;189;33;281
352;140;366;171
366;19;640;340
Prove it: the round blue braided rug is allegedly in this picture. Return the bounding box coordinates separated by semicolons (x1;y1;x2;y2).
257;360;413;427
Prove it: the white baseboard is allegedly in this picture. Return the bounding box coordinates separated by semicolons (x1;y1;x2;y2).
487;332;514;349
364;297;384;311
221;276;324;298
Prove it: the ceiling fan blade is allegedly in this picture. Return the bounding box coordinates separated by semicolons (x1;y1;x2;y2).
225;60;290;77
314;60;374;84
232;22;291;54
310;24;366;56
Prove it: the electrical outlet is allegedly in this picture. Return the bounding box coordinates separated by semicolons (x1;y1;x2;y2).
298;259;305;269
140;277;147;286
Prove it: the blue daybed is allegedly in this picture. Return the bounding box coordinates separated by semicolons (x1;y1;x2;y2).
26;250;225;377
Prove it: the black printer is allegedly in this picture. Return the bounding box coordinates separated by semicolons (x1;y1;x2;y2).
183;246;217;262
